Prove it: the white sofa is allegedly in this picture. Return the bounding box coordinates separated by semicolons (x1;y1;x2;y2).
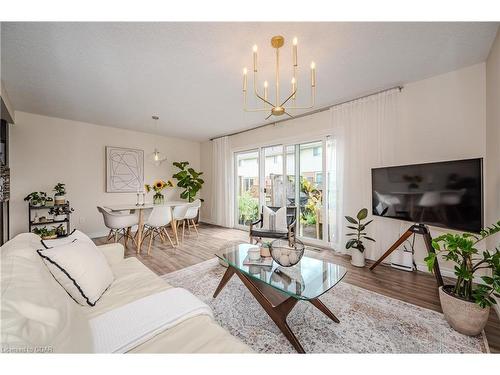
1;233;252;353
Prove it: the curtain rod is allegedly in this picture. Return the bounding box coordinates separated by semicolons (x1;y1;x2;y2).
210;85;403;141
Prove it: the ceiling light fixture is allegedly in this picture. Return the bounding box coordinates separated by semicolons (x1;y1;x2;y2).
242;35;316;120
148;115;167;166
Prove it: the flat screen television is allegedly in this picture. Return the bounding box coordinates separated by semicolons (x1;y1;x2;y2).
371;158;483;233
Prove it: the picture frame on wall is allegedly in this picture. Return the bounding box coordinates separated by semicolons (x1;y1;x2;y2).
105;146;144;193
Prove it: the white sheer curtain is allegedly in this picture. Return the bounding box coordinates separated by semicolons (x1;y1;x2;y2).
329;89;400;258
211;136;234;228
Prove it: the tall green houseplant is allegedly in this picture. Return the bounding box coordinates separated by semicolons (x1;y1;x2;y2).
172;161;204;202
425;221;500;308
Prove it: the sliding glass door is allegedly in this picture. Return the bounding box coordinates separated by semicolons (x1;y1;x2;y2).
234;137;335;247
298;141;324;241
235;150;259;226
263;145;284;207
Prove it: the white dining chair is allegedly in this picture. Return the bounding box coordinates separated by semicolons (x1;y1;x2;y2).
184;199;202;236
142;206;175;255
172;204;190;243
97;206;139;247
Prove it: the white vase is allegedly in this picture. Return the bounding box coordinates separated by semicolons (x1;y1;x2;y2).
350;248;365;267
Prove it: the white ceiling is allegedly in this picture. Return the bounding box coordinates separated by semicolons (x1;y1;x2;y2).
1;22;498;141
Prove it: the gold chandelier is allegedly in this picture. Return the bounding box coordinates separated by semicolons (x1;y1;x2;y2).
242;35;316;119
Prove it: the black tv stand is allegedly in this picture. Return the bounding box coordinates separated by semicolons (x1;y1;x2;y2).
369;223;444;287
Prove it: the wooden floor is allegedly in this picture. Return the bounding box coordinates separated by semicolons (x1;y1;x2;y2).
93;223;500;353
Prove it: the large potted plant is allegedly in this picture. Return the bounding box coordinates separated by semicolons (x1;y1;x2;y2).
425;221;500;336
172;161;204;202
345;208;375;267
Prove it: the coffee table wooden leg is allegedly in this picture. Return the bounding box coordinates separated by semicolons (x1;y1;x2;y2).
213;266;235;298
233;269;305;353
309;298;340;323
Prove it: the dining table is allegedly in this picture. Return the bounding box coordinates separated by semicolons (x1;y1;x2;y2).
104;200;190;253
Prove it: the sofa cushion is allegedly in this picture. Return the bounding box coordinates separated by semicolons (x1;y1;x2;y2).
1;233;93;353
82;257;170;318
37;239;114;306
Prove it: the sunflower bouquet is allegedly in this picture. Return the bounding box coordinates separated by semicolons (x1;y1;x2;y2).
145;179;174;204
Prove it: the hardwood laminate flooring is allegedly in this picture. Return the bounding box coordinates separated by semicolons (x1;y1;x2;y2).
93;223;500;353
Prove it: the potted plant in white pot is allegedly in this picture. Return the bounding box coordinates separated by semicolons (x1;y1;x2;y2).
53;183;66;205
345;208;375;267
425;221;500;336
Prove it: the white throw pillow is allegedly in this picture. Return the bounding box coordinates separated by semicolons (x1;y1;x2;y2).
41;229;95;248
262;206;288;231
37;239;114;306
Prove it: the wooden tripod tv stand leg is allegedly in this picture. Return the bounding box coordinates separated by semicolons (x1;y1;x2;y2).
369;223;444;287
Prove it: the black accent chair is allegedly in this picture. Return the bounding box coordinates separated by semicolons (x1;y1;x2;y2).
249;206;297;245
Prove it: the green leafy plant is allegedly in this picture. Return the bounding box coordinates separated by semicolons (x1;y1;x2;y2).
49;205;74;217
53;183;66;196
262;240;272;249
24;192;47;206
300;177;322;224
172;161;204;202
425;221;500;308
238;191;259;224
33;226;57;238
345;208;375;253
55;224;66;237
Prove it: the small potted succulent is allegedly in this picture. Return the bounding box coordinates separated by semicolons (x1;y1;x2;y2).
425;221;500;336
49;205;74;221
53;183;67;205
345;208;376;267
45;197;54;207
260;240;272;257
33;226;57;240
24;191;47;207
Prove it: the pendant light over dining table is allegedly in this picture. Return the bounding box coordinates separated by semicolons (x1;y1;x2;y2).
148;115;167;166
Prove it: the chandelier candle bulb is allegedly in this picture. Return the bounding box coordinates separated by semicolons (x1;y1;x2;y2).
311;61;316;87
242;68;248;91
253;45;258;72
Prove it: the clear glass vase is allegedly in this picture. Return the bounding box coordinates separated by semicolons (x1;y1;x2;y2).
153;193;164;205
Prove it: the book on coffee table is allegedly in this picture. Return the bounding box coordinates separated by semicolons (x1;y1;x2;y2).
243;255;273;267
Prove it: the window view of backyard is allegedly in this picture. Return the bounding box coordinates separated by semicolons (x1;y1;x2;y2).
236;150;259;225
235;140;327;242
299;141;323;240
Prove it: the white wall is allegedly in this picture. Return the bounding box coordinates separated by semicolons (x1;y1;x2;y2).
485;30;500;310
201;63;487;273
486;30;500;241
10;111;201;238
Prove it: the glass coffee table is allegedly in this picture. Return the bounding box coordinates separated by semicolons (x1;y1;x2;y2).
214;242;347;353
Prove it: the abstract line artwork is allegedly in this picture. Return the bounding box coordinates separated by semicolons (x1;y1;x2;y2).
106;146;144;193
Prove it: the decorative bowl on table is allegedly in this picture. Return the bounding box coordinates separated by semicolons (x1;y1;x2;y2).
270;238;305;267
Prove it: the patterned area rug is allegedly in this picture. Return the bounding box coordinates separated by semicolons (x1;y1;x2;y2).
162;258;489;353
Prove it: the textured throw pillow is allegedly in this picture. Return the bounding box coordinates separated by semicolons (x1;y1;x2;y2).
262;206;288;231
41;229;95;249
37;239;114;306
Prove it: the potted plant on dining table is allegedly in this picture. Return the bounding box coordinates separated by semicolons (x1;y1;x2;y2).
145;179;174;204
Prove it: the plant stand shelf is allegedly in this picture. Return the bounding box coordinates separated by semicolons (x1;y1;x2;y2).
28;201;72;238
